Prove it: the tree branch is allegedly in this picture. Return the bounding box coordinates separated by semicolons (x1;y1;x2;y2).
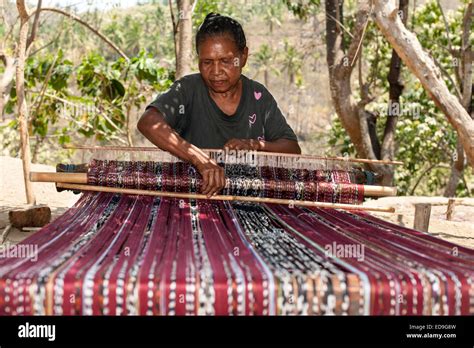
409;163;448;195
169;0;179;65
325;0;378;163
460;3;473;112
372;0;474;167
29;7;129;61
26;0;42;52
436;0;462;86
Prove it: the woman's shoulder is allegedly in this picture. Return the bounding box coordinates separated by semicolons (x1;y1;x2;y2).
176;73;203;88
170;73;203;99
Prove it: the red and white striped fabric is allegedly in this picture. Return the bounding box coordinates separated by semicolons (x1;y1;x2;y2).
0;192;472;315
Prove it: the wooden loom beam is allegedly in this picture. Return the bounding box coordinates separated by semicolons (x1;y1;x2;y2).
29;172;397;197
29;172;396;213
54;182;395;213
62;145;404;166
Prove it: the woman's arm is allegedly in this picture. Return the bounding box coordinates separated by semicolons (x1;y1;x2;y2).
257;138;301;154
137;107;225;197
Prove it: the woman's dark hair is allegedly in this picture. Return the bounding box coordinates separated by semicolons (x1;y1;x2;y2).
195;13;246;54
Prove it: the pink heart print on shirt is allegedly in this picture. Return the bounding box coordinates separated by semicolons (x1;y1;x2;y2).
249;113;256;125
254;91;262;100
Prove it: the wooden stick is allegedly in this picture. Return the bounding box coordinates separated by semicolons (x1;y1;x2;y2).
413;203;431;232
30;172;88;184
446;198;456;221
30;172;398;197
62;145;404;165
0;224;12;244
55;182;396;213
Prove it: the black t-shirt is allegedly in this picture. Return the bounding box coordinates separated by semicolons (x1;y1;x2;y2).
146;73;297;148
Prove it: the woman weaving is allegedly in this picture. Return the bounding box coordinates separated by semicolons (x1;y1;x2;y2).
137;13;301;197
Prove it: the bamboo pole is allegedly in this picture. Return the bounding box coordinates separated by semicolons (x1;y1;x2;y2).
62;145;404;166
55;182;395;213
29;172;398;197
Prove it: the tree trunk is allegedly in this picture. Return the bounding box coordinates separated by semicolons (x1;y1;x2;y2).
379;0;409;185
169;0;179;68
175;0;194;79
325;0;393;181
444;2;472;197
373;0;474;167
16;0;36;204
325;0;368;159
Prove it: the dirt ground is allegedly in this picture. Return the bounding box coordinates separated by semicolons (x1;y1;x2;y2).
1;156;473;249
365;196;474;249
0;156;80;244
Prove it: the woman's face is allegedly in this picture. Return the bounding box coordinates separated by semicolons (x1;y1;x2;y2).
198;35;248;93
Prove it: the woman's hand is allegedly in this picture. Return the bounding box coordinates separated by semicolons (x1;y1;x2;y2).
223;138;262;151
138;108;227;198
192;157;226;198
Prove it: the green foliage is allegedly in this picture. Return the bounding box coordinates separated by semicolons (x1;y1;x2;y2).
192;0;248;30
3;49;173;157
328;0;470;196
252;44;281;77
12;50;73;138
25;49;73;91
282;0;321;20
77;53;125;101
2;0;470;198
72;50;172;142
102;6;173;59
281;40;304;87
1;0;261;164
327;117;355;157
129;50;174;86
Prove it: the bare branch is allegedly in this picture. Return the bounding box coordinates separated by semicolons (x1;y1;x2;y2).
325;12;354;39
29;34;58;56
436;0;462;86
343;3;371;72
460;3;473;111
410;163;449;195
436;0;454;53
169;0;178;35
28;7;129;61
350;5;372;67
169;0;179;62
26;0;42;52
432;55;462;100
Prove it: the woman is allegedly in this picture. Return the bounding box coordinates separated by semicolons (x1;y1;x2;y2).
138;13;301;197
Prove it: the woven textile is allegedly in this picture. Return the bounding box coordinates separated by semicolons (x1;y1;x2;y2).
87;159;366;204
0;192;472;315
